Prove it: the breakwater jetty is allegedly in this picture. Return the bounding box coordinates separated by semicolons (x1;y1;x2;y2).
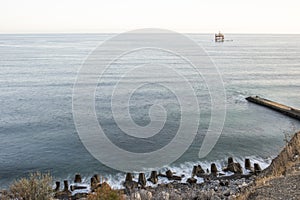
246;96;300;120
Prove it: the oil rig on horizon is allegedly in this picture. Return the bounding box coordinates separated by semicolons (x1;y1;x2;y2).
215;31;224;42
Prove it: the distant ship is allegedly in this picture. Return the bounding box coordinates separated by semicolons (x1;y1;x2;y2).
215;31;224;42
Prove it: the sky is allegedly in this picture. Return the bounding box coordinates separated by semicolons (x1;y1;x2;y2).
0;0;299;34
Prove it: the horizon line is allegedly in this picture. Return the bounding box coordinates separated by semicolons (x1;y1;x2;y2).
1;31;300;35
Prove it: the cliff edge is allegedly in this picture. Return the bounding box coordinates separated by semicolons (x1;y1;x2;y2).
238;131;300;199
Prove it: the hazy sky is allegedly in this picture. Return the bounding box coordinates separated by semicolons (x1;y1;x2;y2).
1;0;299;33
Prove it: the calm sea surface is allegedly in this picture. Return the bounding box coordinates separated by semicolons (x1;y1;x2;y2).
0;34;300;187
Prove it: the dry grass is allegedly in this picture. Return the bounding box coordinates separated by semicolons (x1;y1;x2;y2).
87;182;124;200
2;172;53;200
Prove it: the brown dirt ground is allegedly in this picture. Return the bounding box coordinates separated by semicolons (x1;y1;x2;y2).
238;131;300;200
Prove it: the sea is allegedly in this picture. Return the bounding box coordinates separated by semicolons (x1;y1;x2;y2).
0;33;300;188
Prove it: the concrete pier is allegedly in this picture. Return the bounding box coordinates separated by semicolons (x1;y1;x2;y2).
246;96;300;120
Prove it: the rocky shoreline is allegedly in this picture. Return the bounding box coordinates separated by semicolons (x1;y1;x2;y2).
48;156;264;200
1;131;299;200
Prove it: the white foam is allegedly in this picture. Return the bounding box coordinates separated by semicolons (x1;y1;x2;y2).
61;156;272;190
102;156;273;189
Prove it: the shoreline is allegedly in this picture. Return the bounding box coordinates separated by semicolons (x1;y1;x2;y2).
56;130;300;199
1;131;299;199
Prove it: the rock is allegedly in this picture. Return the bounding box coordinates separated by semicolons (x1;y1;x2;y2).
131;192;141;200
241;181;248;187
224;160;243;174
91;177;97;186
139;189;152;200
245;158;252;170
148;171;158;184
63;180;69;191
169;191;183;200
125;172;133;182
124;181;138;189
163;169;182;181
138;173;146;188
55;191;71;199
225;181;229;186
211;163;218;175
54;180;71;199
219;181;229;187
235;163;243;173
54;181;60;191
187;177;197;184
166;170;173;179
223;189;231;197
158;191;170;200
124;180;138;189
74;174;82;183
165;183;174;189
124;172;138;189
254;163;262;174
228;157;234;165
91;175;102;191
204;176;211;182
234;163;243;174
93;174;100;183
192;165;205;177
171;175;182;181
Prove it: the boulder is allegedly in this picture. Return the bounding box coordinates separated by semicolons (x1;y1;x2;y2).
54;180;71;199
228;157;234;165
225;162;243;174
245;158;252;171
211;163;218;175
74;174;82;183
63;180;69;191
93;174;100;183
187;177;197;184
125;172;133;182
147;171;158;184
166;170;182;181
254;163;262;174
54;181;60;191
138;173;146;188
192;165;205;177
160;169;182;181
166;170;173;179
124;173;138;189
170;175;182;181
91;177;99;191
224;158;243;174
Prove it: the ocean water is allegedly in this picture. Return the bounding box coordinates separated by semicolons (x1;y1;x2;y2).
0;33;300;188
